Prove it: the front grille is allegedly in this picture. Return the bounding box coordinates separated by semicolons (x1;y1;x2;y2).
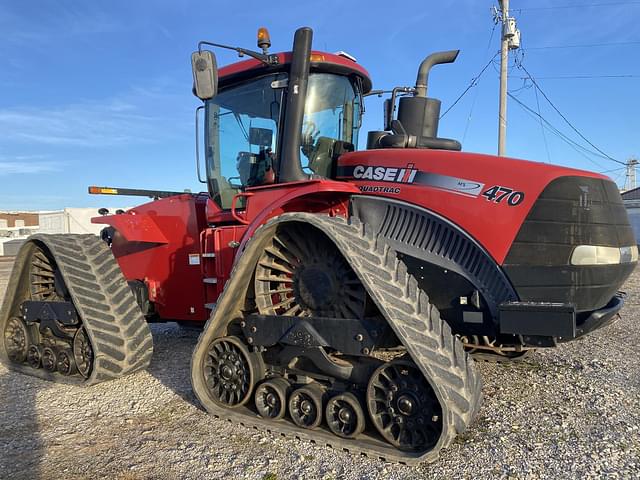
503;176;636;312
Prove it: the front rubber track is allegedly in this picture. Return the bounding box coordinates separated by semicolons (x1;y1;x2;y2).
191;213;482;464
0;234;153;385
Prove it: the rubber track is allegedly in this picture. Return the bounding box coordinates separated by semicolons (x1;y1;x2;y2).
191;213;482;464
0;234;153;385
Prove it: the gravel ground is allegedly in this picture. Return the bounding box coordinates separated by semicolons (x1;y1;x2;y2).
1;257;639;480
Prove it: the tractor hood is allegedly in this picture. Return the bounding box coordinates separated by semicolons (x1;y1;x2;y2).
335;148;615;264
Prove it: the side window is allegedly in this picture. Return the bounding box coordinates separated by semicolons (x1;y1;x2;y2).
300;74;361;177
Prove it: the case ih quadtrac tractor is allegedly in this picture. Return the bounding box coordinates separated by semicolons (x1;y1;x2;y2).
1;27;636;464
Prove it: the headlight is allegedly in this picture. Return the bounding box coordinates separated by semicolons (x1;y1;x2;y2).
571;245;638;265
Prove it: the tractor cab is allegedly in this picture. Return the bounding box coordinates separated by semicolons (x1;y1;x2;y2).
195;37;371;210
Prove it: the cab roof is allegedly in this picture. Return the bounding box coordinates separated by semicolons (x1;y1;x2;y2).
218;51;372;93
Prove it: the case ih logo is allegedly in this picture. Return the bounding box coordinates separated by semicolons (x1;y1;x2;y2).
352;164;418;184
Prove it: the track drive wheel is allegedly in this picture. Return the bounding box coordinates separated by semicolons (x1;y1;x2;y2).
325;392;366;439
203;336;264;408
254;377;291;420
29;245;67;301
289;383;325;429
367;360;442;452
254;224;366;319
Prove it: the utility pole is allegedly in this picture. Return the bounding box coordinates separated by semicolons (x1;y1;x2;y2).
496;1;520;156
624;157;639;191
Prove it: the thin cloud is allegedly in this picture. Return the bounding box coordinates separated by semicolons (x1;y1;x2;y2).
0;3;123;46
0;158;64;175
0;89;187;147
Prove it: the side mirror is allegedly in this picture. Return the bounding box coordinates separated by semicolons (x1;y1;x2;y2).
191;50;218;100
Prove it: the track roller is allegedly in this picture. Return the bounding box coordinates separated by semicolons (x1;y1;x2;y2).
288;383;325;429
202;336;264;407
27;345;43;369
255;377;291;420
325;392;365;439
57;349;77;376
367;360;442;451
41;347;58;373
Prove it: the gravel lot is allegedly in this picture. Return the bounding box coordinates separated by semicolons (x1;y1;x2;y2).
1;256;639;480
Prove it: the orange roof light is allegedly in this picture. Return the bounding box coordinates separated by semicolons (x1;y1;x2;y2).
309;53;325;63
257;27;271;52
88;186;118;195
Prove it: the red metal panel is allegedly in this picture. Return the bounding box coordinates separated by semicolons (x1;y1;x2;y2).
93;212;168;243
236;179;358;251
98;194;210;322
336;149;605;264
218;51;371;89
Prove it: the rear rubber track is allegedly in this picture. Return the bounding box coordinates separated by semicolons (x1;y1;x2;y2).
0;234;153;385
191;213;482;464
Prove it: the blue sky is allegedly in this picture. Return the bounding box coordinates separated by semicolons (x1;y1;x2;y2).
1;0;638;211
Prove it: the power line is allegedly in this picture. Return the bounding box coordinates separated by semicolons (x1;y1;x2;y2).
516;74;640;80
462;24;498;142
514;2;640;12
600;166;626;174
533;86;551;162
508;92;609;170
516;63;626;165
525;40;640;50
440;50;500;119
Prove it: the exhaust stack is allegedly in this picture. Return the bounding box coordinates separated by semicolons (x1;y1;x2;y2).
396;49;460;142
278;27;313;183
414;50;460;98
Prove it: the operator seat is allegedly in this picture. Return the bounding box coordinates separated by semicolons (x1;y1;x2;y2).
236;152;253;186
307;137;335;178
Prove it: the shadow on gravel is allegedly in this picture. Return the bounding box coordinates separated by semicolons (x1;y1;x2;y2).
145;323;202;408
0;370;43;480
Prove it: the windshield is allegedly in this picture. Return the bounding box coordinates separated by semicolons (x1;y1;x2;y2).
204;73;285;209
204;72;362;209
301;74;362;176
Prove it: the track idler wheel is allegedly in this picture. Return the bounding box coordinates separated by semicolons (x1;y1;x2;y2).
27;345;43;369
57;349;77;376
73;328;93;379
203;336;264;408
288;383;325;429
3;317;30;364
325;392;365;439
255;377;291;420
367;360;442;451
41;347;58;373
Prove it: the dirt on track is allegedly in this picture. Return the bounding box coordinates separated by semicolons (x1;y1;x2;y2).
1;257;639;480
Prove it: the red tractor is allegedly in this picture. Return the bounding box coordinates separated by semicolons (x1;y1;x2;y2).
1;27;636;464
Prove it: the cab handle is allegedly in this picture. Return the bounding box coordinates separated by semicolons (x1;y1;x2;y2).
231;192;253;225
